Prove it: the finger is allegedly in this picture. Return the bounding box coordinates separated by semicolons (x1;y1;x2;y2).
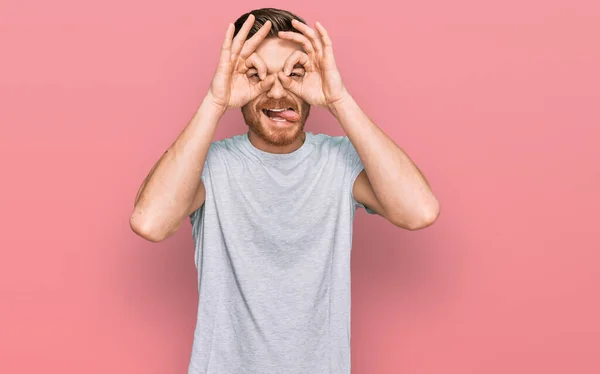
240;20;272;59
217;23;235;69
290;19;323;55
245;52;267;80
277;30;315;56
255;74;276;93
231;14;255;59
249;75;276;101
282;50;310;75
314;21;333;51
277;71;301;95
314;21;339;69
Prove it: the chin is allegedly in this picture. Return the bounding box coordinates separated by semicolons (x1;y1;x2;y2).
255;117;303;147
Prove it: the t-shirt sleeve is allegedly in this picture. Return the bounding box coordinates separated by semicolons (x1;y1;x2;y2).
340;136;377;215
189;143;216;226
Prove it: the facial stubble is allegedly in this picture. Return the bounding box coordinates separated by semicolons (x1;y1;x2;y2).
241;101;311;147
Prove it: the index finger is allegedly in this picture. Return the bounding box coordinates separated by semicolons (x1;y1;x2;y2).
216;23;235;70
231;14;256;59
239;20;272;59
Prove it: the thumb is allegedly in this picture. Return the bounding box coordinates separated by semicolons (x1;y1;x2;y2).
277;71;300;95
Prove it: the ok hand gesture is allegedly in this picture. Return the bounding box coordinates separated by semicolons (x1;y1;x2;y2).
207;14;277;111
276;20;348;109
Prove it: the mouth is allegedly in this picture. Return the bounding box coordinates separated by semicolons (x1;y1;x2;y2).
261;107;295;114
261;108;297;124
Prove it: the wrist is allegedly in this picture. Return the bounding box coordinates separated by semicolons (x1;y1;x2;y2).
200;92;228;118
326;90;352;117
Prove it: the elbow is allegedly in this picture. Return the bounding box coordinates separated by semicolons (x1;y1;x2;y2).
412;200;440;230
394;200;440;230
410;210;439;230
130;212;167;243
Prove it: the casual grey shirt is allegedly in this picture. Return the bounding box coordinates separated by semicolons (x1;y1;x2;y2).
188;131;375;374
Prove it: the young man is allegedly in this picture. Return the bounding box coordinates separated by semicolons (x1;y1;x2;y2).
130;8;440;374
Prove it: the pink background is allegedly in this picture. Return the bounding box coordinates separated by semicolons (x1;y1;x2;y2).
1;0;599;373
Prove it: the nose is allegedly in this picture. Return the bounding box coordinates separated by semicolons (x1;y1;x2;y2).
265;73;287;99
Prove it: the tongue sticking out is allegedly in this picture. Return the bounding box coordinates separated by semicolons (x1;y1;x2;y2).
267;109;301;122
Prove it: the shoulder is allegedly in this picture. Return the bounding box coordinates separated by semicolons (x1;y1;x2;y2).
320;133;360;163
312;132;345;144
309;132;351;154
204;133;245;159
209;135;236;151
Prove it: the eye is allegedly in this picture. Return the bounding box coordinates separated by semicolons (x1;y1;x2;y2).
290;72;304;78
248;72;260;79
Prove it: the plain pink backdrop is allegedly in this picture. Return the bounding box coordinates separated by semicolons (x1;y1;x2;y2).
1;0;599;373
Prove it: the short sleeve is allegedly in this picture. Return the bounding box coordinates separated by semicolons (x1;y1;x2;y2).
340;136;377;215
189;143;216;225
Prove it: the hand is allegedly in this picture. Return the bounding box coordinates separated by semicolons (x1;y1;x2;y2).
206;14;277;111
276;20;349;109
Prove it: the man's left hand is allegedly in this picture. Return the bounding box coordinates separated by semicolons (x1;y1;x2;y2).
277;20;349;110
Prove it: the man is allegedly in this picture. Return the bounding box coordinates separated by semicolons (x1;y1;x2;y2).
130;8;439;374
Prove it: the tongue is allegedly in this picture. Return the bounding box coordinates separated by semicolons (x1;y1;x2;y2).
269;109;300;122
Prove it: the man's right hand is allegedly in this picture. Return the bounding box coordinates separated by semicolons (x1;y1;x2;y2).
206;14;276;111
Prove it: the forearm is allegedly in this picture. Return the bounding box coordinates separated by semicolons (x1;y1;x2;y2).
130;94;225;239
328;93;439;224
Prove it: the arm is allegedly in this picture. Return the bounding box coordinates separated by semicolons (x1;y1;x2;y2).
129;95;225;242
274;20;439;230
130;16;275;242
328;93;440;230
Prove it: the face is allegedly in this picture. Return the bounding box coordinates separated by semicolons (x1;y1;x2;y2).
241;37;311;148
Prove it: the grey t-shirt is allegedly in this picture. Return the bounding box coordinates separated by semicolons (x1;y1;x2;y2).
188;131;375;374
